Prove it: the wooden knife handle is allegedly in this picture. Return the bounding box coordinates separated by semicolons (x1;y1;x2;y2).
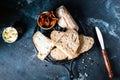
102;50;113;79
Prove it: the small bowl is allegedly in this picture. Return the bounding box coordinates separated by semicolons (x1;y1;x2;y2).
37;11;58;30
2;27;18;43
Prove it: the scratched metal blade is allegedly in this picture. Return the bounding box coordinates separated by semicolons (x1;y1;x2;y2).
95;27;105;50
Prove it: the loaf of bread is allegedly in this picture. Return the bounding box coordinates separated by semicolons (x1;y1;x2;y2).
54;29;80;59
56;5;79;31
33;31;54;60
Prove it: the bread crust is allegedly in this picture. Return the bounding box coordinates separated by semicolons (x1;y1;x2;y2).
33;31;54;60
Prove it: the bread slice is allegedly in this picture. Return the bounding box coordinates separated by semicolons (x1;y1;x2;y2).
50;30;65;42
55;29;80;59
56;5;79;31
77;34;94;54
68;34;94;60
50;34;94;60
50;48;67;60
33;31;54;60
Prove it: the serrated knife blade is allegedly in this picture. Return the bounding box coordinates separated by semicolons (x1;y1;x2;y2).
95;27;113;79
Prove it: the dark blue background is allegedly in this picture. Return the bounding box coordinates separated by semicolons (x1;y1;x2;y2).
0;0;120;80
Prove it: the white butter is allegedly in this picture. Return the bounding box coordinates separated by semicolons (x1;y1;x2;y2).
2;27;18;43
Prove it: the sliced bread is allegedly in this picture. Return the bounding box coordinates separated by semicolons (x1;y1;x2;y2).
77;34;94;54
50;34;94;60
50;48;67;60
55;29;80;59
33;31;54;60
68;34;94;60
50;30;65;42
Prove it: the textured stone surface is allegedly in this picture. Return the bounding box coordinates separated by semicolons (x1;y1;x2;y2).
0;0;120;80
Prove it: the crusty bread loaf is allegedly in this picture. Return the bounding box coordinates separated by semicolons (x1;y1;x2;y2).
50;48;67;60
50;33;94;60
55;29;80;59
50;30;65;42
33;31;54;60
56;5;79;31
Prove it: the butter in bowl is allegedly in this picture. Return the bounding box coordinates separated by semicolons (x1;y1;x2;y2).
2;21;26;43
2;27;18;43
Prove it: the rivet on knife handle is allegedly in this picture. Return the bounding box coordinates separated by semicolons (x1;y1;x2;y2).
102;49;113;79
95;27;113;79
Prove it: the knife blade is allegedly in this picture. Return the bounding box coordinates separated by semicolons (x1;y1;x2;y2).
95;27;105;49
95;27;113;79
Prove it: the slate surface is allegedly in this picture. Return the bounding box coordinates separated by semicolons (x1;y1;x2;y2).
0;0;120;80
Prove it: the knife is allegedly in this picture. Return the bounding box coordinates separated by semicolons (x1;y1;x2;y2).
95;27;113;79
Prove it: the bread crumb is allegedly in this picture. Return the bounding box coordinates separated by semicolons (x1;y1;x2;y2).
82;59;85;63
85;73;88;77
88;57;92;60
83;65;87;69
91;63;93;65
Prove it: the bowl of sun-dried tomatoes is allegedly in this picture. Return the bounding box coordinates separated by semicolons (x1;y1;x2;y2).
37;11;58;30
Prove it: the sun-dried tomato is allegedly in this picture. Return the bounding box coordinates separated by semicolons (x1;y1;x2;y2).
38;11;58;29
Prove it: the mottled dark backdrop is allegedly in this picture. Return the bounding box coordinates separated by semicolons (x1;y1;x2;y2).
0;0;120;80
